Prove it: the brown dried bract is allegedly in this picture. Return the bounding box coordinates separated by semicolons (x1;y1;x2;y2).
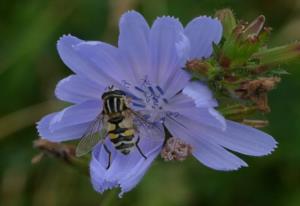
233;15;271;43
242;119;269;128
185;59;210;75
161;138;192;162
235;77;281;112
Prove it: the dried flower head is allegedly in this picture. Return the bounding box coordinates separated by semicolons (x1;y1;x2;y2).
161;137;192;161
236;77;281;112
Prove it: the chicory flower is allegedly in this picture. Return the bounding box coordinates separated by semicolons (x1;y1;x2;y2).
37;11;277;197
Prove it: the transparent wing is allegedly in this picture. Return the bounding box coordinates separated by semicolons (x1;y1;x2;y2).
128;109;164;141
75;114;107;157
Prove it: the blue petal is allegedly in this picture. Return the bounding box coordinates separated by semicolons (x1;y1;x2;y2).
149;16;191;97
179;107;226;130
165;93;225;130
73;41;131;90
196;120;278;156
191;138;248;171
37;100;101;142
55;75;104;104
118;11;151;84
165;116;247;171
165;112;277;170
57;35;124;88
49;100;101;131
37;112;90;142
90;128;164;196
182;81;218;108
185;16;222;59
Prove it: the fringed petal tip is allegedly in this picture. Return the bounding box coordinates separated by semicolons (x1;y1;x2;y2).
89;158;118;194
189;16;223;42
223;120;278;157
36;101;102;142
164;109;278;171
36;113;71;143
120;10;148;24
185;15;223;59
36;113;55;140
207;160;248;172
57;34;80;48
262;140;278;156
190;139;249;171
152;15;183;29
154;15;180;21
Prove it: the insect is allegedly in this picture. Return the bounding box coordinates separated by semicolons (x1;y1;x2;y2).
75;86;163;169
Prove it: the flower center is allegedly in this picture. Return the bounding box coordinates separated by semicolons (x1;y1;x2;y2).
121;76;180;122
132;84;168;110
123;76;169;112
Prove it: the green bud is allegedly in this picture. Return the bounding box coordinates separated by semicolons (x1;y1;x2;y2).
220;15;270;68
215;8;236;39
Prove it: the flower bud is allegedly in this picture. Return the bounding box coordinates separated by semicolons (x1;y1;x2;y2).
215;8;236;39
219;15;271;68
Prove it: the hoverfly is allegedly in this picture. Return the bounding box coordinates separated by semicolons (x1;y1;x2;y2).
75;86;163;169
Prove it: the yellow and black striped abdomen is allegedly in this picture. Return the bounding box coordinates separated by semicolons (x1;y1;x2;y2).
107;122;136;155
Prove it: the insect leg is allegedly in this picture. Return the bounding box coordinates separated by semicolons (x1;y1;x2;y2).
103;144;111;170
136;136;147;160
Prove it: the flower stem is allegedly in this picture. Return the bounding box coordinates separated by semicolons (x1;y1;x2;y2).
33;139;89;175
100;189;119;206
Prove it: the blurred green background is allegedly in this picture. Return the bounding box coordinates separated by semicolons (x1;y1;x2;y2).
1;0;300;205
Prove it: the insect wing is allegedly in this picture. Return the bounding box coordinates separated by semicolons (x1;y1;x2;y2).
75;116;107;157
129;110;164;141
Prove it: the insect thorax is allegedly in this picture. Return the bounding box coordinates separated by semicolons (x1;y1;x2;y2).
102;90;128;115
